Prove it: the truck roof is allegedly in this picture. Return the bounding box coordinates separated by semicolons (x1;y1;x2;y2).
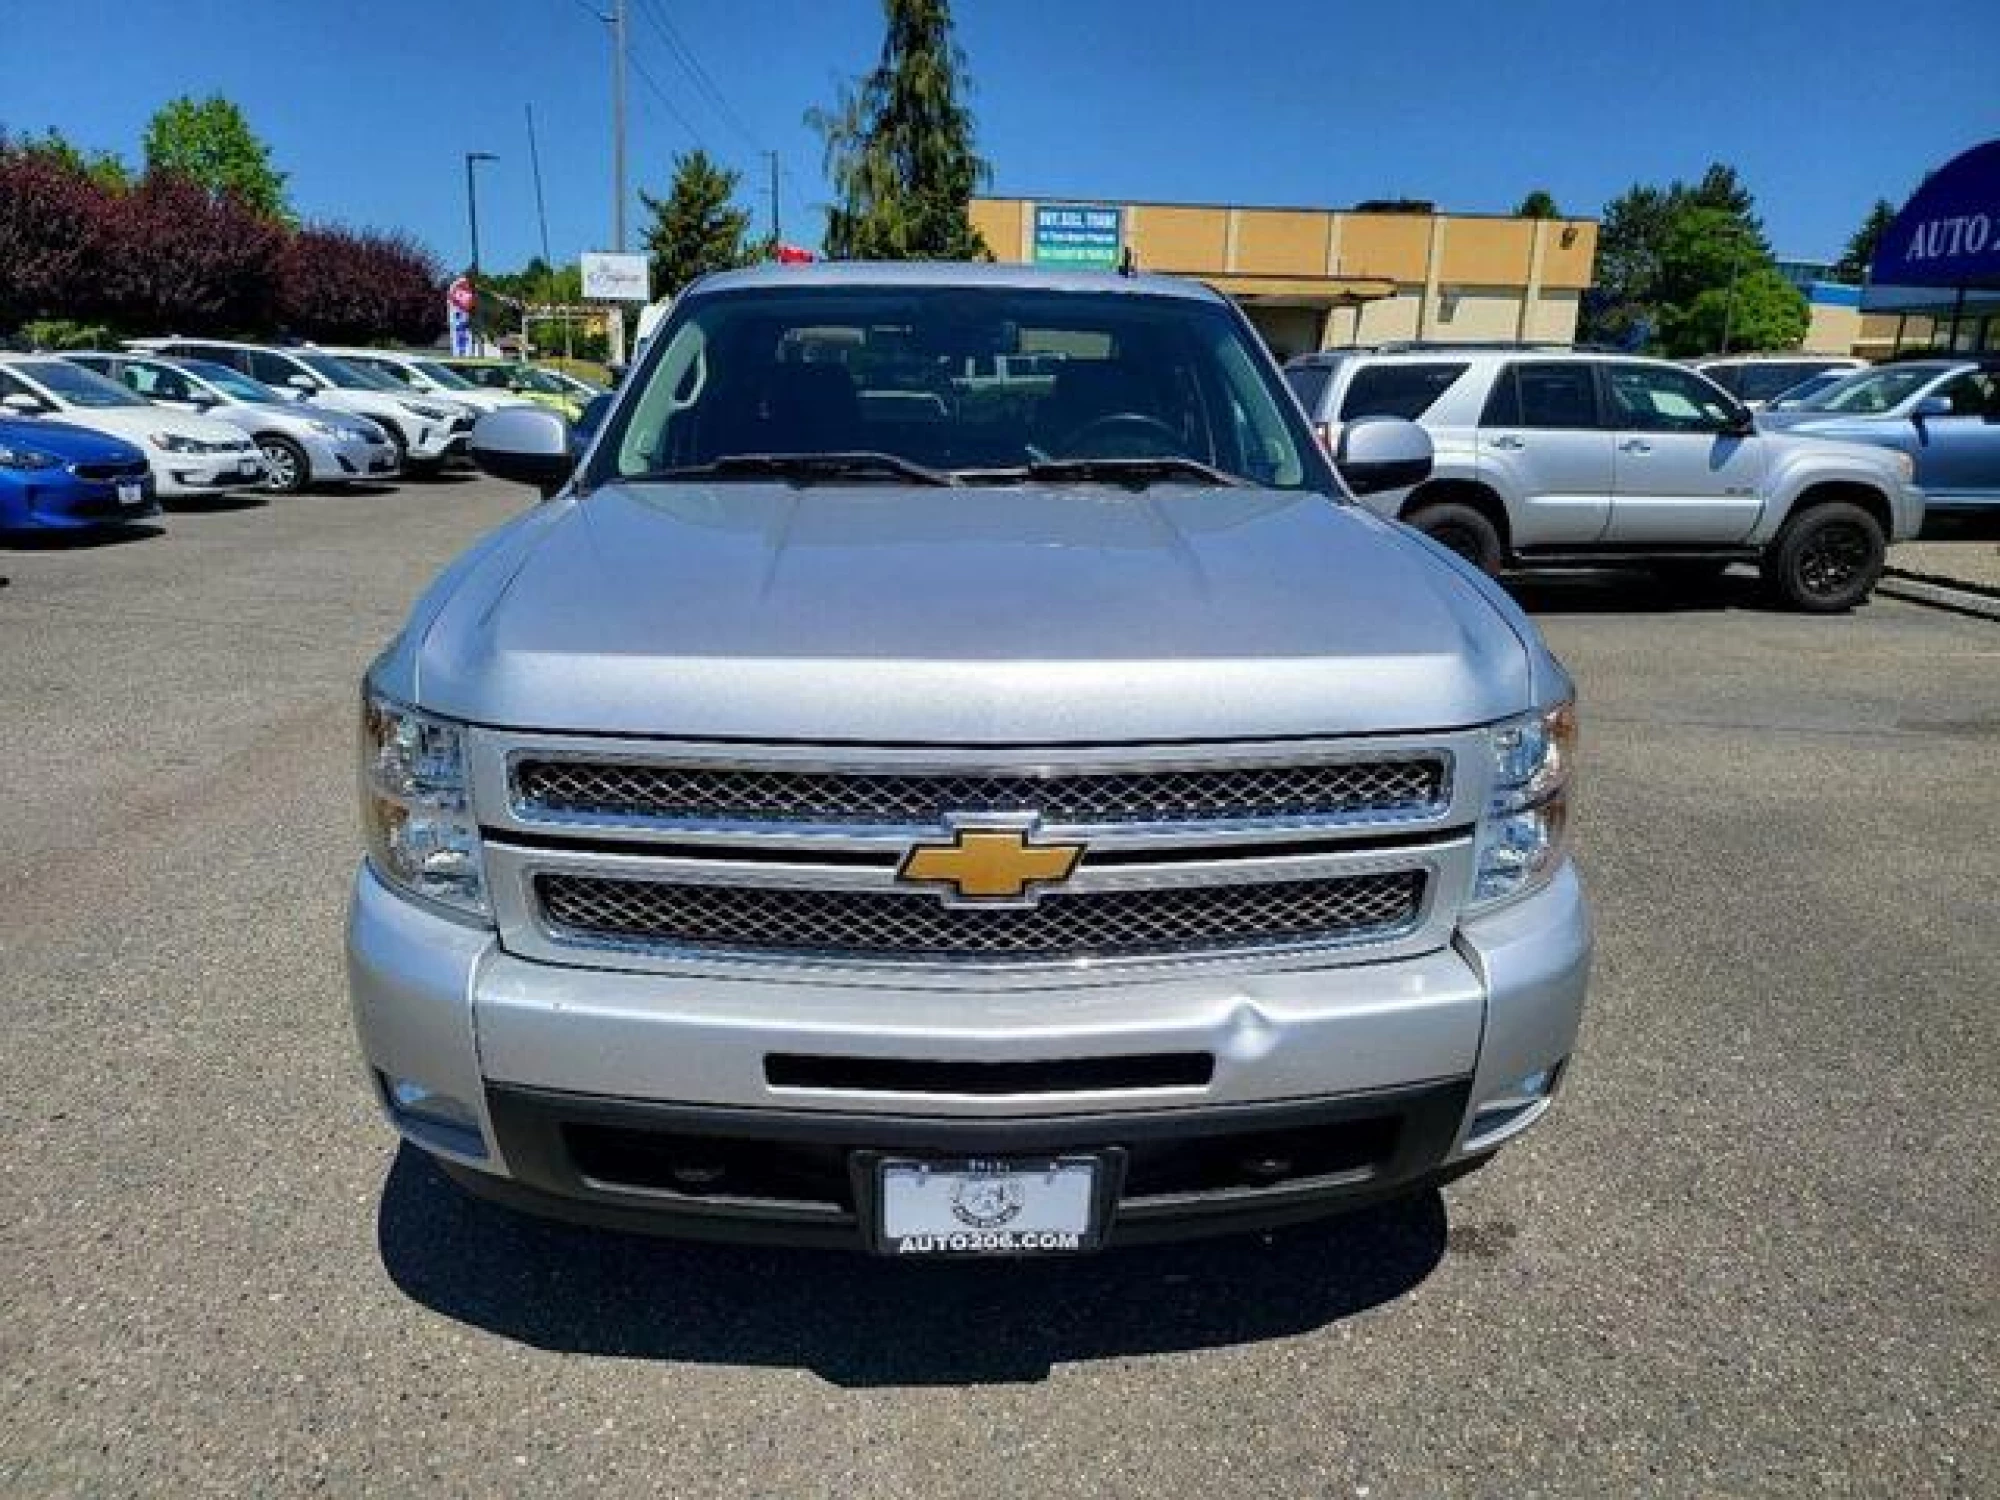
687;259;1224;303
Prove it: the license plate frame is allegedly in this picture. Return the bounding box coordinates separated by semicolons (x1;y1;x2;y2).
860;1151;1122;1258
116;480;145;508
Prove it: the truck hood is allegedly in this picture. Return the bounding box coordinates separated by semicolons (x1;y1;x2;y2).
409;480;1543;742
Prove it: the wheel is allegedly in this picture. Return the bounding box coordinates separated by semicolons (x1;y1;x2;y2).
378;422;411;473
1761;502;1885;612
1406;502;1504;574
256;434;310;494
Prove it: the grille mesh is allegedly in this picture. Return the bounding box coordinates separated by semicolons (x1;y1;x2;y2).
536;869;1425;963
515;757;1447;828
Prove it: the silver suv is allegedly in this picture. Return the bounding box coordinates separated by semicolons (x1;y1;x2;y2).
1285;347;1924;611
349;264;1590;1257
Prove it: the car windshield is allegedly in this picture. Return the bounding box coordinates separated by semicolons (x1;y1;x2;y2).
1767;371;1847;408
411;359;477;390
175;359;282;403
15;359;147;408
1796;366;1941;414
591;282;1321;490
299;353;398;391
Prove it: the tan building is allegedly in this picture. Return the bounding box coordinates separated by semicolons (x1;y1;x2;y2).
970;196;1599;359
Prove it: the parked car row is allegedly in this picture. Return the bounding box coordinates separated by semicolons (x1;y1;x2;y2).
0;341;606;532
1282;346;1932;611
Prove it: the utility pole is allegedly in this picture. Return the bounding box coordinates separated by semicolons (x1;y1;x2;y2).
609;0;629;364
525;104;560;358
764;150;781;250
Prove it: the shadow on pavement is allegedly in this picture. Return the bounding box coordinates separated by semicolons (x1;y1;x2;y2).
1;522;166;551
161;492;269;514
377;1146;1447;1386
1506;566;1773;616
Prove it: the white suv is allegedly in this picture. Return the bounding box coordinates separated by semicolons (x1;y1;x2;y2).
1284;348;1924;612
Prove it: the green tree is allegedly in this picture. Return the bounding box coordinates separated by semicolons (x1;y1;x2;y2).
1664;268;1809;356
639;149;755;295
811;0;989;260
1831;198;1897;283
1580;183;1675;346
9;127;129;189
142;95;290;220
1514;189;1560;219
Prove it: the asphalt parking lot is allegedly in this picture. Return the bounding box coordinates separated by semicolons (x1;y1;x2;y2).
2;479;1995;1498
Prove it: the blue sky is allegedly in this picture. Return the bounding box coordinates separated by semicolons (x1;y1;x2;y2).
3;0;1995;271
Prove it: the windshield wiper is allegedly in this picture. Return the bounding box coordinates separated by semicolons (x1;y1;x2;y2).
964;456;1248;489
641;451;958;487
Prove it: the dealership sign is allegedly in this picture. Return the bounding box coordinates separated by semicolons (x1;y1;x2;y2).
1869;139;2000;290
1032;204;1123;269
580;251;652;302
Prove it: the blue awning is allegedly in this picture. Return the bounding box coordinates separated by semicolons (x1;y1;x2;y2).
1868;139;2000;290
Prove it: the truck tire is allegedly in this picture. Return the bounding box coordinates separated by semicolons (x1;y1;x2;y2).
1761;501;1885;612
1406;502;1504;575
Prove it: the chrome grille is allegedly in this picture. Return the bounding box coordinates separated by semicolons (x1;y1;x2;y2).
514;757;1447;829
535;869;1425;964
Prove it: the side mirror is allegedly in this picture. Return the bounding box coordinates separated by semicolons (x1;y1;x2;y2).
189;391;219;409
1;392;47;415
1913;394;1952;420
470;405;574;498
286;373;318;396
1334;415;1433;496
1724;405;1757;436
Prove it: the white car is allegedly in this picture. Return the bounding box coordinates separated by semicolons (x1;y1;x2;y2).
317;348;533;418
130;340;476;476
65;352;401;493
0;355;264;499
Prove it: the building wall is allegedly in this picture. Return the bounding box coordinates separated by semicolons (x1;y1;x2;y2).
971;196;1598;354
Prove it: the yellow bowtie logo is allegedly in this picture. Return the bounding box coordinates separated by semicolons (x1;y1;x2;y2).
898;825;1086;904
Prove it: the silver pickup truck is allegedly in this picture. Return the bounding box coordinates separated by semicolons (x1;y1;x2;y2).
348;263;1590;1257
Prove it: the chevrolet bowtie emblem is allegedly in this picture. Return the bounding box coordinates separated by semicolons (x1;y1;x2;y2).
898;824;1085;904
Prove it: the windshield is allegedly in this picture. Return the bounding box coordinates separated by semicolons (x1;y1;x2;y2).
298;353;398;391
176;359;282;403
410;359;476;390
590;283;1323;490
1797;366;1941;414
14;359;147;408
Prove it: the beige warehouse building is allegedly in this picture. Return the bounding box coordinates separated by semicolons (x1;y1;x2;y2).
970;196;1599;359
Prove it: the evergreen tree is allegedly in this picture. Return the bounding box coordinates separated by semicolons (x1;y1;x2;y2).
639;150;754;296
1514;189;1560;219
1831;199;1898;284
811;0;989;260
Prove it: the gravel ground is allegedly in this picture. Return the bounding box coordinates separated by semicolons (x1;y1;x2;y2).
2;481;1995;1498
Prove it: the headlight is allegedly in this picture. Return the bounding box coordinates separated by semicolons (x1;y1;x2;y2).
401;400;449;421
305;419;343;437
1891;451;1915;483
1470;698;1576;910
150;431;201;453
0;442;63;470
359;687;487;917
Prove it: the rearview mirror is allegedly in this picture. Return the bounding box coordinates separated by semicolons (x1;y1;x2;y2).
470;405;574;498
1334;415;1433;495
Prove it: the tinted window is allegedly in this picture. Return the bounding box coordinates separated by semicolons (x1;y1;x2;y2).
1339;362;1468;421
1284;364;1332;417
245;350;302;385
1492;362;1599;429
1704;366;1744;396
595;285;1325;490
1604;364;1737;432
1935;371;1999;416
1736;362;1829;403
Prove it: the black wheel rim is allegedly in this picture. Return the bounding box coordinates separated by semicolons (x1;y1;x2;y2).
1797;522;1872;597
261;443;298;490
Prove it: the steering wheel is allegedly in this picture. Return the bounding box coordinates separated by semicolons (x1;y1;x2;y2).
1058;411;1188;459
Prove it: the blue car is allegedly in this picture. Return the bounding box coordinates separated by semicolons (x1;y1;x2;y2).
1761;357;2000;513
0;416;159;531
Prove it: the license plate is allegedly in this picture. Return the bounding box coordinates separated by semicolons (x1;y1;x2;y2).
116;481;144;507
876;1156;1102;1257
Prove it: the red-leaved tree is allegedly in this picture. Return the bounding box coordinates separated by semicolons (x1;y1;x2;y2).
276;226;443;344
0;144;123;330
101;173;287;335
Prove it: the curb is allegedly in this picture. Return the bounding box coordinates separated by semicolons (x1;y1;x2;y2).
1878;572;2000;622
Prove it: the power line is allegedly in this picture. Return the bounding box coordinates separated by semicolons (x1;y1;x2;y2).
632;0;760;151
628;51;708;151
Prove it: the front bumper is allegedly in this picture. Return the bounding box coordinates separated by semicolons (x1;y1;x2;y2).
348;862;1590;1247
152;451;265;496
401;417;475;464
0;473;159;529
306;432;401;483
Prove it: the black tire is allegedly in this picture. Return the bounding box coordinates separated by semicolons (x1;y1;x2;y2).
1406;501;1505;574
255;434;310;495
1761;501;1886;612
379;421;411;473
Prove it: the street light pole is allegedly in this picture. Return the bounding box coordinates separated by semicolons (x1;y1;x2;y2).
1719;228;1745;355
464;150;498;282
